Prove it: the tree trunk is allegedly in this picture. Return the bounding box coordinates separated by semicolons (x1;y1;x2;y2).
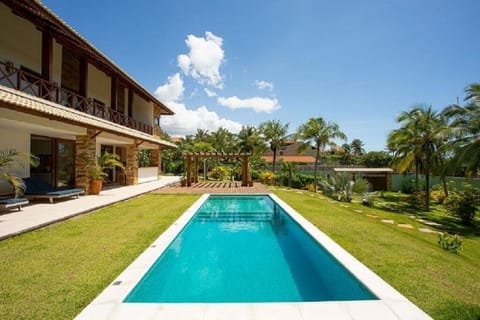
272;147;277;173
425;164;430;211
441;175;449;198
314;145;320;192
414;159;419;193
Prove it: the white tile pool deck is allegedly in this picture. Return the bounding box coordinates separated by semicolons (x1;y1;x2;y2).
0;176;180;240
75;193;433;320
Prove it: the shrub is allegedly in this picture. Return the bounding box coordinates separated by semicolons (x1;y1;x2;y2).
318;173;354;202
259;171;277;185
352;178;371;194
430;190;446;204
305;183;316;192
401;178;425;194
209;166;232;180
438;233;463;253
408;191;427;210
443;184;480;225
362;192;376;207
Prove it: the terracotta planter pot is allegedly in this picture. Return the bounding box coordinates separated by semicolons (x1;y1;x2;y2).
89;179;103;195
180;179;187;187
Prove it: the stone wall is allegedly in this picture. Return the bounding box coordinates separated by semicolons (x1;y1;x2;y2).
150;148;161;174
126;142;139;185
75;128;96;193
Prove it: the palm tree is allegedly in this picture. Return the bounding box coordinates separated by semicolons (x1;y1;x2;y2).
209;127;237;154
194;129;210;142
281;161;297;187
442;83;480;176
0;149;38;197
296;117;346;191
259;120;289;173
350;139;365;156
388;105;445;211
237;125;263;154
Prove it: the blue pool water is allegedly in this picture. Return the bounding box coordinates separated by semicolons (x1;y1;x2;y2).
124;195;377;303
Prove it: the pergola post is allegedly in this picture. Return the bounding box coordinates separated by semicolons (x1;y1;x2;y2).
194;156;199;183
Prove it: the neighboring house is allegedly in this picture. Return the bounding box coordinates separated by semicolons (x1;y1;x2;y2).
0;0;176;193
261;140;316;170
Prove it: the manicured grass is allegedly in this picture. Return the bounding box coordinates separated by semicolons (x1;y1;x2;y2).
272;188;480;320
0;194;199;320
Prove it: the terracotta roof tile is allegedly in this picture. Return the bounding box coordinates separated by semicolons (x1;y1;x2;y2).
261;155;316;163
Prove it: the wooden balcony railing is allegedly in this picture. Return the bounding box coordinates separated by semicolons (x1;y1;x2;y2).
0;61;153;135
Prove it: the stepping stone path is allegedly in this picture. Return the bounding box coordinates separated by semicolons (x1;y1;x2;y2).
366;214;379;219
424;221;443;227
382;219;395;224
418;228;440;234
296;191;303;194
398;223;414;229
353;210;363;213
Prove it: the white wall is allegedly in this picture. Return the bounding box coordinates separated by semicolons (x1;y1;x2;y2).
0;127;30;195
132;93;153;125
0;2;41;73
138;167;158;183
88;64;111;107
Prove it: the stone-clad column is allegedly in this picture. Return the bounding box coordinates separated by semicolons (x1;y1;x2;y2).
150;148;161;176
126;142;139;185
75;128;96;194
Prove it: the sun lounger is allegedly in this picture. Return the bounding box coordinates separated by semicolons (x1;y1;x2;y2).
23;177;84;203
0;198;29;211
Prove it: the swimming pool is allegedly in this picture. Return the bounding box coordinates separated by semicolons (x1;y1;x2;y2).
124;195;376;303
76;193;432;320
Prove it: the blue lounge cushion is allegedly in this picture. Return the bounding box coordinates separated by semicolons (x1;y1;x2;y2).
23;177;83;197
0;198;28;205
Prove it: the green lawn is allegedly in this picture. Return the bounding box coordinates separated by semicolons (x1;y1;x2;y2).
1;191;479;319
0;194;199;320
272;188;480;320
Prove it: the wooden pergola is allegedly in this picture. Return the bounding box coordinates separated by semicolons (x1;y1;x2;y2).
182;152;251;187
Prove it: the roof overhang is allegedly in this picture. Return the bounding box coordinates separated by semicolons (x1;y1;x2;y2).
0;85;176;149
1;0;173;116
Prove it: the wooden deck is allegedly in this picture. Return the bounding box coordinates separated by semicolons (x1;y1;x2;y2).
154;182;270;194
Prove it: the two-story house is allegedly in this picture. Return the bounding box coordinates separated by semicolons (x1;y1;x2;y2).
0;0;176;193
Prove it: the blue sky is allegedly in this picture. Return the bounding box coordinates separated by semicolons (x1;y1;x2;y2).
43;0;480;151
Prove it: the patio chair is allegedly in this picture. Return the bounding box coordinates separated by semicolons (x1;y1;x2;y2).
0;197;29;211
23;177;84;203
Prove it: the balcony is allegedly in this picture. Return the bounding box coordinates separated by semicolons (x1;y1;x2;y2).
0;61;153;135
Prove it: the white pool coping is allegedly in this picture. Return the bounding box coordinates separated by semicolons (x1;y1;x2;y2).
75;193;432;320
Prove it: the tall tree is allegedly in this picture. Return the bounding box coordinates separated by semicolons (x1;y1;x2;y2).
259;120;289;173
442;83;480;176
350;139;365;156
388;105;445;211
237;125;263;154
209;127;237;154
296;117;346;191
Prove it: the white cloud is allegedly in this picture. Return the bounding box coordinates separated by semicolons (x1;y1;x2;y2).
254;80;274;91
204;88;217;97
160;101;243;136
217;96;280;113
154;73;184;102
177;31;225;88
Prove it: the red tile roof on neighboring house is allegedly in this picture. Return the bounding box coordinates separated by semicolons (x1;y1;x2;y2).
261;156;316;163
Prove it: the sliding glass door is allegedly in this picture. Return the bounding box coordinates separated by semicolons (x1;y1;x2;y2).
30;136;75;188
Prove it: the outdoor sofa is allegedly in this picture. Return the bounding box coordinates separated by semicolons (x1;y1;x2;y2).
0;197;29;211
23;177;84;203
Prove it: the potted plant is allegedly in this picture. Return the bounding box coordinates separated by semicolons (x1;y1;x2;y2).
86;151;125;195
